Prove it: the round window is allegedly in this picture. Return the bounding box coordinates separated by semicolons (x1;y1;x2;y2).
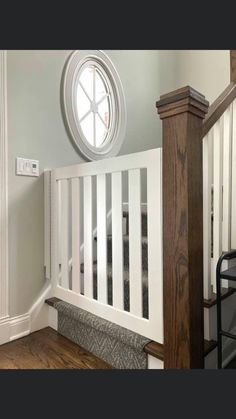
62;50;127;161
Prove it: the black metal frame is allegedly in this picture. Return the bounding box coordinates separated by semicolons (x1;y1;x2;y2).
217;250;236;369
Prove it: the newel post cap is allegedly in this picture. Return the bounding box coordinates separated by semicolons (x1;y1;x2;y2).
156;86;209;119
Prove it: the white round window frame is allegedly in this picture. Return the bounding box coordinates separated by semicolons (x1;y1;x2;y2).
63;50;127;161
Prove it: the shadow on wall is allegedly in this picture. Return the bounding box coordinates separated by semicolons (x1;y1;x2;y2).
9;172;45;315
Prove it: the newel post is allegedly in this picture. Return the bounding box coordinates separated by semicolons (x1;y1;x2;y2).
156;86;209;368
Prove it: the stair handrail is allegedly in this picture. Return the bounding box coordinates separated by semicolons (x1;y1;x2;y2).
202;82;236;138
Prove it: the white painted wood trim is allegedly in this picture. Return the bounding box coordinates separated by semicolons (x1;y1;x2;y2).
128;169;142;317
97;174;108;304
112;172;124;309
0;50;9;319
53;149;159;180
203;131;213;300
231;99;236;250
212;119;223;292
55;285;159;341
83;176;93;299
51;172;59;292
9;314;30;341
44;171;51;280
147;355;164;369
60;180;69;289
147;149;163;344
48;306;58;331
72;178;81;294
0;313;30;344
222;106;232;254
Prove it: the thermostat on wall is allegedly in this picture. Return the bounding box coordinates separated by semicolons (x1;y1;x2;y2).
16;157;39;177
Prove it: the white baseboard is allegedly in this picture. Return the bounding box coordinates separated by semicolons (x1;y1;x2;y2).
0;313;30;344
9;314;30;341
0;318;10;345
0;282;52;346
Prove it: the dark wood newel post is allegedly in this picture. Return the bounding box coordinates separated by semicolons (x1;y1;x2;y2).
230;50;236;82
156;86;209;368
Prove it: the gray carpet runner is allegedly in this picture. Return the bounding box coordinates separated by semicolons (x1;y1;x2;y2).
55;209;151;369
55;300;150;369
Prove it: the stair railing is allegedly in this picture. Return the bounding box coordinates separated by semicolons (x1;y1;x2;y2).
202;82;236;298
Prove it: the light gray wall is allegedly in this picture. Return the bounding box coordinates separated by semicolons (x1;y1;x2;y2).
7;50;166;316
7;50;81;316
173;50;230;104
7;50;230;316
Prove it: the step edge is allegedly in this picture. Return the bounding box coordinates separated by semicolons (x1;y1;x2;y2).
45;298;217;359
144;341;164;360
204;287;235;308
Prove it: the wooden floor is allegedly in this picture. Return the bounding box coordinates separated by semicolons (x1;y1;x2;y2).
0;327;112;369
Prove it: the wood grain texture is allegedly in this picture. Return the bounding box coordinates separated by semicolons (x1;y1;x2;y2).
144;339;217;359
202;82;236;137
0;327;112;369
203;287;235;308
231;51;236;83
157;86;209;369
144;341;164;360
45;297;62;307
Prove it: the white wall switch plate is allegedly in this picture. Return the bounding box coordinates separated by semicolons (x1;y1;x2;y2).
16;157;39;177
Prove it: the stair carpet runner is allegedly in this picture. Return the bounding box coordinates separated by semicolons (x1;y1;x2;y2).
55;209;152;369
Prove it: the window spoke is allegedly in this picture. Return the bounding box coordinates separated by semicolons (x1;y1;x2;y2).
97;112;109;130
96;93;109;106
79;81;92;103
79;109;92;124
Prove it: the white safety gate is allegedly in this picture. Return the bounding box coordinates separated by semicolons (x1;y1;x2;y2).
48;149;163;343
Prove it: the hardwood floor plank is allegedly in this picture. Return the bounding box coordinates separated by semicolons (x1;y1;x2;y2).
0;327;112;369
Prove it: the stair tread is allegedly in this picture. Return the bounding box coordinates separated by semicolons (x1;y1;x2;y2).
51;300;151;351
95;234;148;244
203;287;236;308
123;209;147;215
44;299;218;362
204;339;217;356
144;341;164;360
108;234;147;244
220;266;236;280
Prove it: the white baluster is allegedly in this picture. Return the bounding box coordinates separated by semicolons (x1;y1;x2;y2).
97;174;107;304
51;172;59;291
203;131;213;300
72;177;81;294
231;99;236;250
128;168;142;317
83;176;93;298
112;172;124;309
213;119;223;293
61;179;69;289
